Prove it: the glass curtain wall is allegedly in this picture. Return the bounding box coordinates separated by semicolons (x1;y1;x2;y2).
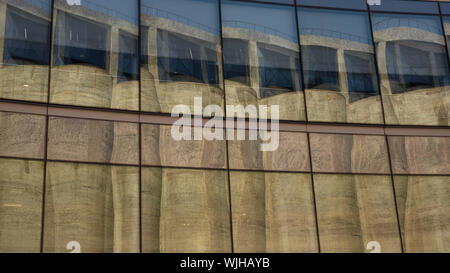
297;5;383;124
370;0;450;126
140;0;223;115
0;0;52;102
51;0;139;110
221;0;305;121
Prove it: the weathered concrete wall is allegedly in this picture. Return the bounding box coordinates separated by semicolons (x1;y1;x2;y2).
314;174;402;253
47;117;139;165
0;158;43;253
43;162;140;253
0;112;46;159
142;168;232;253
230;171;318;253
394;176;450;252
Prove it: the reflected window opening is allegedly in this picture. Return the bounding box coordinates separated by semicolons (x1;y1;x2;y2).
3;5;50;66
302;45;340;91
53;11;109;71
223;38;250;86
257;43;299;98
118;31;139;83
156;29;219;85
385;40;450;94
344;50;379;103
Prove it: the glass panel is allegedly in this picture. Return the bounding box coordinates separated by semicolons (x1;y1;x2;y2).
298;0;367;11
50;0;139;110
140;0;223;115
442;3;450;16
310;133;390;174
0;158;43;253
227;129;310;172
47;117;139;165
222;0;305;121
0;112;46;159
141;167;231;253
43;162;139;253
371;13;450;125
230;171;318;253
141;124;227;169
314;174;402;253
369;0;439;14
388;136;450;175
394;175;450;253
298;8;383;124
0;0;52;102
443;16;450;62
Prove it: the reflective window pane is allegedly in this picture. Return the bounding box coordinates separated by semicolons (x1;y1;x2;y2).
47;117;139;165
141;124;227;169
43;162;139;253
228;129;310;172
0;158;43;253
141;167;231;253
443;16;450;62
371;13;450;126
298;8;383;124
298;0;367;11
0;0;52;102
314;174;402;253
50;0;139;110
222;1;305;121
369;0;439;14
310;133;390;174
140;0;223;114
0;111;46;159
388;136;450;175
394;175;450;253
230;171;318;253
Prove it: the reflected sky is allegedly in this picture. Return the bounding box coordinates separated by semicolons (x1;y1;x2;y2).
141;0;220;35
298;8;372;45
372;13;443;36
222;0;298;43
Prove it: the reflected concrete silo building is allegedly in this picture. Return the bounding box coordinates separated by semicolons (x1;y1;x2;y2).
0;0;448;253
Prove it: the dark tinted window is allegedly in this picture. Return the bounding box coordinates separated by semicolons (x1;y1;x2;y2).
157;30;218;84
302;45;339;91
118;32;139;82
385;40;449;94
53;12;108;70
3;6;50;65
344;51;378;102
258;44;297;98
223;38;250;85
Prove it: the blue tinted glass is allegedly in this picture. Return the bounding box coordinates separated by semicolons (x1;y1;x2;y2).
3;6;50;65
140;0;223;114
221;0;305;121
298;8;373;45
298;7;382;124
51;0;140;110
298;0;367;10
0;0;52;103
371;12;450;126
370;0;439;14
222;0;298;43
232;0;294;4
118;32;139;82
441;3;450;15
372;13;443;36
141;0;220;35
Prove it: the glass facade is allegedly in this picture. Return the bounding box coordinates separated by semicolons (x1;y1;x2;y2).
0;0;449;254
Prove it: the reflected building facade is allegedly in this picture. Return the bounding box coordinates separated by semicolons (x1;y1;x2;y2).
0;0;449;254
